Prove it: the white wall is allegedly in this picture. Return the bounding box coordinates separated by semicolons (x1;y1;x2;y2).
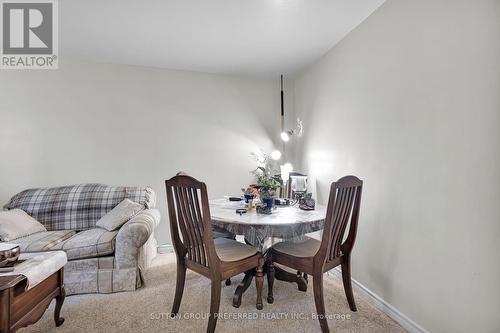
0;59;292;245
293;0;500;332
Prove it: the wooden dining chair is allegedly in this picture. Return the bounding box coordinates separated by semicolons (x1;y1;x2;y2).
175;172;235;286
166;174;265;333
268;175;363;333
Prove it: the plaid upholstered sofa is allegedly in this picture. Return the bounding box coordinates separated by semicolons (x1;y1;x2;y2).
1;184;159;295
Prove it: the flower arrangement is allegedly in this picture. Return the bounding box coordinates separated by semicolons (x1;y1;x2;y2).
249;151;282;199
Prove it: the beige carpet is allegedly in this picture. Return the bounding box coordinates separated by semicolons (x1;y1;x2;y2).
20;254;406;333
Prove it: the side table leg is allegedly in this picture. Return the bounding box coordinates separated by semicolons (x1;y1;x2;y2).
0;290;10;333
54;284;65;327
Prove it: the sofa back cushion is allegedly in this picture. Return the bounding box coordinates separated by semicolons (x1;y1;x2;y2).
0;209;47;241
3;184;155;231
96;198;145;231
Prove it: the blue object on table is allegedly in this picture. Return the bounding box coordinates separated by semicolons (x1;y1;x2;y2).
262;197;273;209
244;194;254;203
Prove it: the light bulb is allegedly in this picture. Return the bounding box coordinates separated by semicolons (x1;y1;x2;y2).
280;132;290;142
270;150;282;160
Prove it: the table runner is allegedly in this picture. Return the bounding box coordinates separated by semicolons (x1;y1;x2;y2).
0;251;67;290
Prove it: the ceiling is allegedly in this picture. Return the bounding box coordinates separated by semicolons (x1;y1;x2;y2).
61;0;385;76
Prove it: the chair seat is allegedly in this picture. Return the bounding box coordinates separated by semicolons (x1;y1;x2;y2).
214;238;257;262
273;237;321;258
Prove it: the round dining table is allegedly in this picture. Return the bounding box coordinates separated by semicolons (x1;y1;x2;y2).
210;198;327;307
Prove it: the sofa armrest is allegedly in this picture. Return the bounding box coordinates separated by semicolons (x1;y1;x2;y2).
115;209;160;269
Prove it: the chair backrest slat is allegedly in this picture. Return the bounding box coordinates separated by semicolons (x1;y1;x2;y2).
175;186;195;262
166;175;215;268
181;187;200;263
331;186;356;260
329;187;345;260
320;176;363;264
190;187;207;266
172;186;191;259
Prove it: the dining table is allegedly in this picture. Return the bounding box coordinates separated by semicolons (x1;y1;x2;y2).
210;198;327;307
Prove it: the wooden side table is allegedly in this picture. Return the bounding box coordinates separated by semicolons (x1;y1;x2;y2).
0;268;65;333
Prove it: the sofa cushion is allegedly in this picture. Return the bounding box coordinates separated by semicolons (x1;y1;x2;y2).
96;199;144;231
53;228;118;260
0;209;47;241
12;230;76;252
3;184;155;231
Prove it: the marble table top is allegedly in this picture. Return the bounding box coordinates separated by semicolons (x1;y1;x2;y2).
209;198;326;226
210;198;326;250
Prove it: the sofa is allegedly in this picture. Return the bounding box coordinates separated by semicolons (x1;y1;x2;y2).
1;184;160;295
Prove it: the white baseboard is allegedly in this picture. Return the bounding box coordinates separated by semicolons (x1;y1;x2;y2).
329;268;429;333
157;243;174;254
156;243;428;333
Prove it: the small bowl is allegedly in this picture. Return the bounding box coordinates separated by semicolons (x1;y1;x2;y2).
0;246;20;268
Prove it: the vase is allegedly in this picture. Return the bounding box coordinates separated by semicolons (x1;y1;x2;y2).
261;197;274;209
